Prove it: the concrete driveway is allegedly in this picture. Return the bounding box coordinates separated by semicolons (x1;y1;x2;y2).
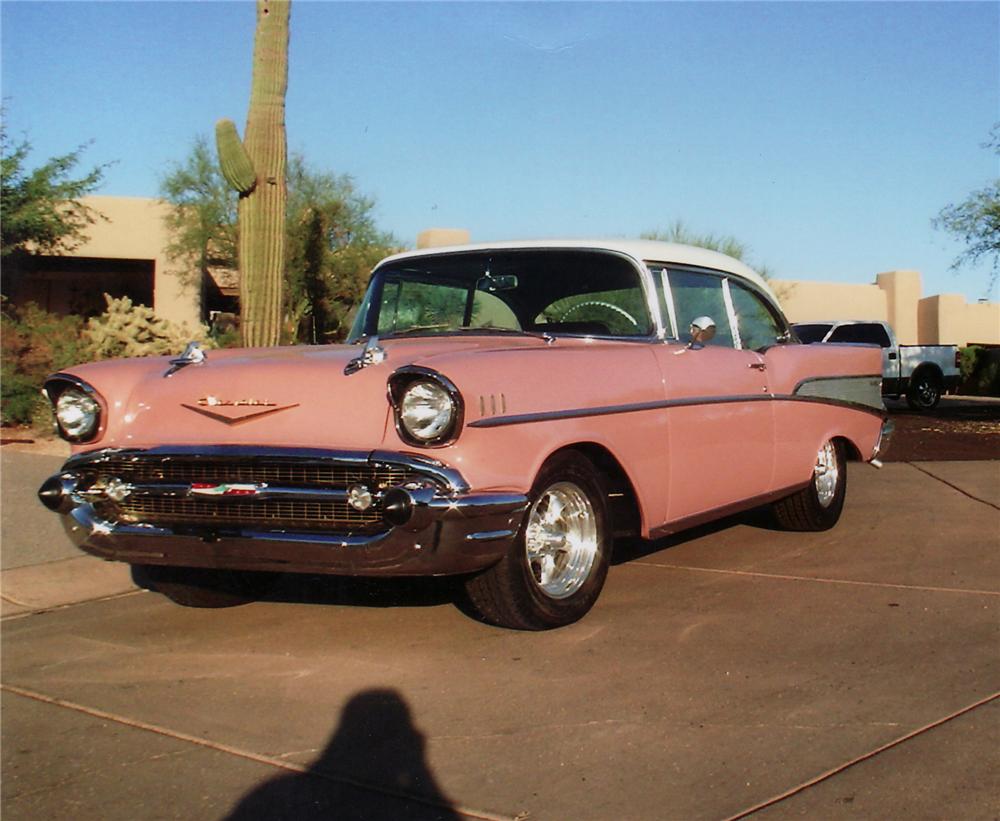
2;448;998;820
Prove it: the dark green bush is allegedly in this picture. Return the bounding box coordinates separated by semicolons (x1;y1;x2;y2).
1;302;86;426
958;346;1000;397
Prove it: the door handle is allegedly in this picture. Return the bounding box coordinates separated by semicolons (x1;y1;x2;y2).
748;362;766;371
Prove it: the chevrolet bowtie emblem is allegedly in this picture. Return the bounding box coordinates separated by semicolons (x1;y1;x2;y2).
182;397;299;425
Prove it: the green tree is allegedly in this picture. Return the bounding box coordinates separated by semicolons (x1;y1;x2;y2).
641;220;773;279
160;142;400;343
0;124;109;257
285;154;401;342
933;124;1000;293
160;135;237;288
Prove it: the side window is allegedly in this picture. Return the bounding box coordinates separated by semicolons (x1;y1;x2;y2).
729;282;786;351
665;269;735;348
828;323;891;347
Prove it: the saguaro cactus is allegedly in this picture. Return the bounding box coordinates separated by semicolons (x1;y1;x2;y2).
216;0;290;347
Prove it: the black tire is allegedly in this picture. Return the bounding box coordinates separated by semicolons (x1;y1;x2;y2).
772;439;847;531
132;565;278;608
463;451;611;630
906;370;942;411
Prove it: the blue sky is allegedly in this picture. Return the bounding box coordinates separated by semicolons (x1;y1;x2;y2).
3;1;998;301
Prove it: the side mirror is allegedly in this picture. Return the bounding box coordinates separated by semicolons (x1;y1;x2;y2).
688;316;716;348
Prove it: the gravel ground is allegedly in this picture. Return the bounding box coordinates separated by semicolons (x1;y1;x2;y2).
883;396;1000;462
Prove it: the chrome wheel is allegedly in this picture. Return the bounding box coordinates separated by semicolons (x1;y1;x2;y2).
814;441;840;508
524;481;599;599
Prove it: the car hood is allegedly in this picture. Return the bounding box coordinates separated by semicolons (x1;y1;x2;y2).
62;337;549;453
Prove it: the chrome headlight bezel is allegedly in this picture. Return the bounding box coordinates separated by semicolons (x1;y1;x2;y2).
388;367;464;447
43;375;104;443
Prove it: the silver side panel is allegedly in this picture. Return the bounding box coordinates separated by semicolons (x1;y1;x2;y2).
794;375;883;410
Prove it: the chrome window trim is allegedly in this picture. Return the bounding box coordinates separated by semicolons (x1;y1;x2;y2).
652;263;790;351
721;278;743;350
361;247;663;343
656;266;679;340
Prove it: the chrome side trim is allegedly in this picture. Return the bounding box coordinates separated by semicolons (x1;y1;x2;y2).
469;395;770;428
469;387;887;429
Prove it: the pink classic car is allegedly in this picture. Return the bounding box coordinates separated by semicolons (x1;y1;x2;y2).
39;240;891;629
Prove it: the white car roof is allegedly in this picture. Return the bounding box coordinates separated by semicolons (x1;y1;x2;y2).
378;239;778;303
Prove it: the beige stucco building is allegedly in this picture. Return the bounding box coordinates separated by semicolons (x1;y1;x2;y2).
5;199;998;347
771;270;999;346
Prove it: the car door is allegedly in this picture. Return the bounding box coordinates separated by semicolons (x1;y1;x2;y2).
650;267;774;523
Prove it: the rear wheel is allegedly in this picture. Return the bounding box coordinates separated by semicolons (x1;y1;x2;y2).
132;565;278;608
772;439;847;531
464;451;611;630
906;370;942;411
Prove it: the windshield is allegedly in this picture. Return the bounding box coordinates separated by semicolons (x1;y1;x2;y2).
348;250;654;342
793;323;833;344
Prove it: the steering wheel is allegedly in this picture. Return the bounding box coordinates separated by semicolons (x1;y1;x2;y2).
559;300;640;329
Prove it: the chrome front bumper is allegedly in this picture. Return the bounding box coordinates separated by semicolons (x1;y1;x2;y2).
38;447;528;577
869;418;895;468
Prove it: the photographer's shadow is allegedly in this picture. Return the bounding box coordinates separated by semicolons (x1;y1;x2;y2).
225;688;462;821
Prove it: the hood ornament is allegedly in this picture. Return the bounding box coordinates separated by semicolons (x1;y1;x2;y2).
164;341;207;378
345;335;387;375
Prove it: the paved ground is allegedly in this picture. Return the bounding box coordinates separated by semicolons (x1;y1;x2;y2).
1;447;998;820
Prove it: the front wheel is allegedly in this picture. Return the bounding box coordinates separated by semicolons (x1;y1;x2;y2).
906;371;942;411
463;451;611;630
772;439;847;531
132;565;278;608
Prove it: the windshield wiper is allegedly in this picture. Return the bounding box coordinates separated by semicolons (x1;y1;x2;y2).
454;326;554;344
384;324;456;336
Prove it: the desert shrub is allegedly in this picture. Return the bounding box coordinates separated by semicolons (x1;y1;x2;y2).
1;301;86;425
83;294;214;360
958;346;1000;397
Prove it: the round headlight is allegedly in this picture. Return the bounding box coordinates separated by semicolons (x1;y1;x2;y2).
399;380;456;443
55;388;100;440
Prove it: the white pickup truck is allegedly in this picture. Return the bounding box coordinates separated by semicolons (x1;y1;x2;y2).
793;320;961;410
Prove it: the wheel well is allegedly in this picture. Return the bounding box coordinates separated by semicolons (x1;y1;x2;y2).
547;443;642;538
910;363;943;386
835;436;863;462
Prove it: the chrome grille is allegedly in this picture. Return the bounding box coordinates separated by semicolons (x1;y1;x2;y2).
80;455;434;533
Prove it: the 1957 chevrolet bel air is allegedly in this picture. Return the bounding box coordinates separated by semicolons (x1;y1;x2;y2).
38;240;891;629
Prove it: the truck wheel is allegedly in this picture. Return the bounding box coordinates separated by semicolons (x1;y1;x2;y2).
463;451;611;630
132;565;278;608
906;371;942;411
772;439;847;531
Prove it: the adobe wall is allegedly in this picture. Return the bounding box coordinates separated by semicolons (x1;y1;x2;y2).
774;269;999;346
918;294;1000;347
70;196;200;327
771;279;887;325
